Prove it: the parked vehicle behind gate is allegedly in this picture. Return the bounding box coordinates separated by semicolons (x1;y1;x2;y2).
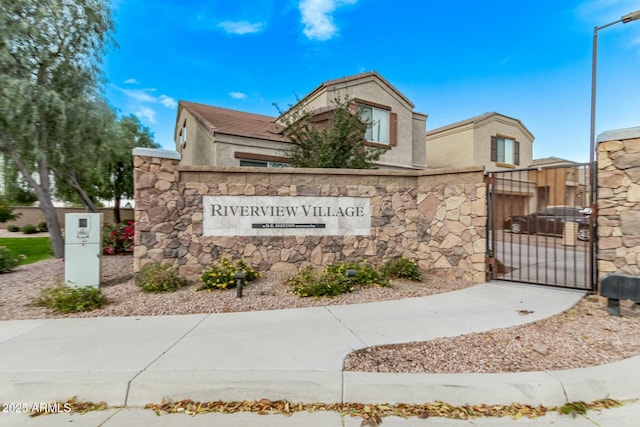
504;206;592;241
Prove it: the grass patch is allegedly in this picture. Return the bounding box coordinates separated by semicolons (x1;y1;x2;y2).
0;237;54;265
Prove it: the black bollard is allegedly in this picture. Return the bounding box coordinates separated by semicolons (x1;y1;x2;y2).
346;269;357;288
235;271;246;298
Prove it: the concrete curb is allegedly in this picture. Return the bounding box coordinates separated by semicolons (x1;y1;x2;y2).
342;355;640;406
126;369;343;407
7;356;634;409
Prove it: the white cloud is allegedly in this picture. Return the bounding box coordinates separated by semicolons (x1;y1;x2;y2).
111;83;177;127
135;106;157;124
229;92;247;100
159;95;178;108
218;20;265;35
299;0;356;41
120;88;157;104
123;78;140;85
114;85;176;110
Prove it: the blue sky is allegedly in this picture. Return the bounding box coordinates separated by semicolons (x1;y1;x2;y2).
103;0;640;164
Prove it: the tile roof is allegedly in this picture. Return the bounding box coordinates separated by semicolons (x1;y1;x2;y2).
319;71;415;108
179;101;288;142
529;157;578;166
179;72;417;143
425;112;499;136
284;71;415;117
426;112;533;140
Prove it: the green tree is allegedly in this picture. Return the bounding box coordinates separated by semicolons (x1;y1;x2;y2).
51;98;117;213
279;97;385;169
2;159;38;205
0;0;114;258
97;114;158;223
0;195;20;223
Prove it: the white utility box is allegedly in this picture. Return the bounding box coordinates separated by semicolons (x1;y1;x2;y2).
64;213;103;288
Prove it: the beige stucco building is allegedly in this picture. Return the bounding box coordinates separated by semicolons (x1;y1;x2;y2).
425;112;534;171
175;72;428;170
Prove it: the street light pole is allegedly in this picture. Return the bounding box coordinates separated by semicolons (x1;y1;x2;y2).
589;10;640;165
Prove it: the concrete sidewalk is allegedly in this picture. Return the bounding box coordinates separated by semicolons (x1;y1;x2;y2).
1;281;639;426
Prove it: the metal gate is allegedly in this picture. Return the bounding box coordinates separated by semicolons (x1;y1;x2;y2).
486;163;596;291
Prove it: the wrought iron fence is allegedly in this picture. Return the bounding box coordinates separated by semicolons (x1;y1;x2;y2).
486;163;596;291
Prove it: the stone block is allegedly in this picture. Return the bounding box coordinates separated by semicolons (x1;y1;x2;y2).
599;236;622;250
625;138;640;152
613;152;640;169
445;195;466;211
598;170;625;188
270;262;298;274
598;260;616;272
621;211;640;235
137;172;157;189
155;180;172;192
179;264;203;278
627;183;640;202
599;140;624;152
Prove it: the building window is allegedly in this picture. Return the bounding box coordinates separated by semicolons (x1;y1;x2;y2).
179;120;187;147
239;160;288;168
235;151;290;167
358;104;389;144
491;136;520;165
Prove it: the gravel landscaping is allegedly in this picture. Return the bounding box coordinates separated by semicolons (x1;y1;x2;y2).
1;255;639;373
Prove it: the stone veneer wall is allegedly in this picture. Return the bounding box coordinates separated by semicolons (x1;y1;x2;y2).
597;127;640;283
133;149;487;284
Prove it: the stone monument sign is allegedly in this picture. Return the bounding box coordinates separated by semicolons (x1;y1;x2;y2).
203;196;371;236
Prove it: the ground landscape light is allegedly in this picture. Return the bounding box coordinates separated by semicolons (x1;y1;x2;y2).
235;271;246;298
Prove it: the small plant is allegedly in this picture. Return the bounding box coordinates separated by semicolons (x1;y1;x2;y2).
287;265;354;297
381;257;422;280
288;261;391;298
0;246;19;273
559;401;589;418
199;258;260;291
34;285;105;313
37;221;48;232
7;225;20;232
103;221;134;255
21;224;38;234
136;263;191;292
326;261;391;287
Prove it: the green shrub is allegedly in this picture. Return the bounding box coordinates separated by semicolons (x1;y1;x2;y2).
198;258;260;291
381;257;422;280
287;261;390;298
0;246;19;273
0;196;19;223
37;221;48;232
34;285;105;313
21;224;38;234
287;265;353;297
7;225;20;232
136;263;191;292
326;261;390;287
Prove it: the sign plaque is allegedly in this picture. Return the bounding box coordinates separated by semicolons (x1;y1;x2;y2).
203;196;371;236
